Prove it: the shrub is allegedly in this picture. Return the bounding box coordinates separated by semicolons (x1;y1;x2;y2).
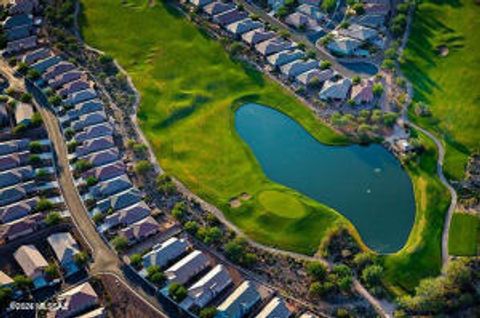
26;68;41;80
199;307;218;318
74;251;88;267
184;220;199;234
29;141;42;153
31;112;43;126
320;60;332;70
20;93;32;103
13;123;27;135
130;253;143;269
146;265;165;285
134;160;152;175
13;275;33;291
372;83;384;97
74;159;93;173
307;262;327;281
171;202;186;221
86;176;98;187
45;211;62;226
99;54;113;64
92;213;105;225
36;199;53;212
67;140;78;153
0;287;13;310
17;62;29;74
361;264;383;287
48;95;62;107
111;235;128;252
45;263;60;280
168;283;187;302
198;226;222;245
156;174;176;195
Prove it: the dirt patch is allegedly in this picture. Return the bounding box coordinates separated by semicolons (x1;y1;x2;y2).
240;192;252;201
437;45;449;57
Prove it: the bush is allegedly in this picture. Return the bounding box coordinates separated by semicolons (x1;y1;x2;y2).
86;176;98;187
13;275;33;291
319;60;332;70
45;263;60;280
184;220;199;234
45;211;62;226
26;68;41;80
20;93;32;103
99;54;113;64
146;265;165;285
111;236;128;252
67;140;78;153
74;251;88;267
372;83;384;97
36;199;53;212
168;283;188;302
171;202;186;221
0;287;13;310
156;174;176;195
361;264;383;287
92;213;105;225
130;253;143;269
31;112;43;126
134;160;152;175
48;95;62;107
353;252;377;270
29;141;42;153
13;123;27;135
17;62;29;75
199;307;218;318
307;262;327;281
198;226;222;245
74;159;93;173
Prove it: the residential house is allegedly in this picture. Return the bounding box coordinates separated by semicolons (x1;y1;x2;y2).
255;38;296;56
82;161;126;183
119;216;159;243
22;47;52;65
81;148;120;169
59;80;91;98
65;89;98;107
351;80;374;104
216;281;261;318
242;29;275;46
0;271;14;289
94;188;142;214
49;282;98;318
0;139;29;156
0;197;37;223
255;297;291;318
32;56;62;74
280;59;318;78
213;9;248;27
267;49;304;67
4;35;37;55
6;25;31;41
66;100;103;122
189;0;213;7
165;250;210;285
142;237;189;269
14;103;34;126
71;111;107;132
3;14;33;30
319;78;352;101
182;264;232;309
0;152;29;171
0;213;42;244
227;18;263;36
353;14;386;30
295;68;334;86
337;24;378;42
90;174;131;200
326;37;362;56
0;103;9;128
9;0;38;15
0;181;35;206
267;0;284;12
203;1;236;16
285;12;317;30
75;307;106;318
49;71;84;90
0;166;34;189
75;136;114;157
104;201;150;229
298;0;320;6
364;2;390;16
296;4;325;22
43;62;76;81
47;232;81;275
75;123;113;143
14;244;48;280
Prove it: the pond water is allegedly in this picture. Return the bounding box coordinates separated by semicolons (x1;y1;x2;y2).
340;62;379;76
235;103;415;253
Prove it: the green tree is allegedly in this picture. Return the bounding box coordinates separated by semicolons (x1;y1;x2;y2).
111;235;128;252
320;60;332;70
372;83;384;97
0;287;12;310
156;174;176;195
48;95;62;107
36;199;53;212
199;307;218;318
146;265;165;285
45;263;60;280
92;213;105;225
13;275;33;291
29;141;42;153
171;202;186;221
86;176;98;187
74;159;93;173
306;262;327;281
361;264;383;286
31;112;43;126
184;220;199;234
20;93;32;103
130;253;143;269
134;160;152;175
74;251;88;267
168;283;188;302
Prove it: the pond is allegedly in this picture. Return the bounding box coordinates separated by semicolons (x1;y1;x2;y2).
235;103;415;253
340;62;379;76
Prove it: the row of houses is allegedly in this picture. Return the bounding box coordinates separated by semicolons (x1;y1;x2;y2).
136;235;301;318
189;0;361;103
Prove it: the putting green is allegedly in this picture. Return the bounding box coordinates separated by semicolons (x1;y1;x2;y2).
258;190;307;219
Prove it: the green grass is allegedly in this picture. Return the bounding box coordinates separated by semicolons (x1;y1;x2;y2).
81;0;451;289
383;131;450;295
80;0;352;255
401;0;480;180
448;212;480;256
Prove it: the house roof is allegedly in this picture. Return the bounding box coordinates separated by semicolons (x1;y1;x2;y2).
296;68;334;85
5;35;37;54
54;282;98;318
49;71;84;89
0;213;42;241
59;80;91;98
15;103;34;125
351;80;374;104
6;25;31;41
47;232;80;265
96;187;142;213
227;18;263;35
319;78;352;100
0;182;34;206
0;139;29;156
120;216;159;242
75;307;106;318
242;28;275;45
84;161;126;182
326;37;362;55
0;166;33;188
285;12;317;30
0;270;14;286
280;59;318;77
0;152;29;171
14;244;48;278
104;200;150;228
22;47;52;65
43;62;76;81
142;237;189;269
9;0;36;15
337;24;378;41
75;123;113;143
72;111;107;131
203;1;235;16
255;37;296;56
82;148;120;168
186;264;232;308
3;14;32;29
299;313;318;318
217;281;261;317
76;136;114;157
354;14;386;29
66;89;98;106
213;9;248;26
296;4;325;21
267;49;304;67
189;0;213;7
255;297;291;318
32;56;62;74
90;173;131;199
67;99;103;121
0;196;37;223
165;250;210;284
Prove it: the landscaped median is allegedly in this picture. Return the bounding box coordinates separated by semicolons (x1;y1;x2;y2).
80;0;450;294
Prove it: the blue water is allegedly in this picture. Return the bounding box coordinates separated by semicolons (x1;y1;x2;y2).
235;103;415;253
340;62;379;76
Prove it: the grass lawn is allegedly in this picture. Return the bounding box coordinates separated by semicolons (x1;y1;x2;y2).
80;0;352;255
383;130;450;294
448;212;480;256
80;0;450;289
401;0;480;180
